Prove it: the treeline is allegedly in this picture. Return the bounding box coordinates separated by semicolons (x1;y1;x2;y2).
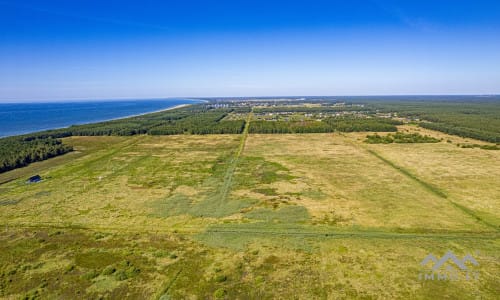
0;137;73;173
368;100;500;143
365;132;440;144
249;121;331;133
419;122;499;143
253;106;370;113
323;117;401;132
149;111;245;135
249;117;401;134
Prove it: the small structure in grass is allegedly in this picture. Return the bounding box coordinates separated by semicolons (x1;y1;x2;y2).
27;175;42;184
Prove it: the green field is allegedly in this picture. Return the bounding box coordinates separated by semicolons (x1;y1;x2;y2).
0;123;499;299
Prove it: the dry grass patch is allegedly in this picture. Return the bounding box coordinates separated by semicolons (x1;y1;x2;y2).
241;133;495;231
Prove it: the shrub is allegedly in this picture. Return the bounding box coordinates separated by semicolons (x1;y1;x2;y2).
102;266;116;275
214;274;227;282
125;266;140;278
82;270;99;280
114;270;128;281
213;288;227;299
365;132;439;144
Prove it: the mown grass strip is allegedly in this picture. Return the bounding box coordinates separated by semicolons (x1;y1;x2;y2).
2;221;498;240
215;110;253;211
204;228;499;240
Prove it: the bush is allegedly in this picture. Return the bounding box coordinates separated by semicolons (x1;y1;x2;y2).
82;270;99;280
213;288;227;299
64;265;75;274
365;132;440;144
114;270;128;281
214;274;227;282
125;266;140;278
102;266;116;275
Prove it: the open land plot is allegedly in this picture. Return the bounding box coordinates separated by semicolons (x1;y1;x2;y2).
358;126;500;229
0;135;241;230
0;130;499;299
238;133;497;232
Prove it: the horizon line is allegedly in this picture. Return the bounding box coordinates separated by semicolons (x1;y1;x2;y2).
1;94;500;104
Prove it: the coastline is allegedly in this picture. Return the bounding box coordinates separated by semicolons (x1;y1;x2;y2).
97;98;209;123
96;103;193;122
0;100;203;139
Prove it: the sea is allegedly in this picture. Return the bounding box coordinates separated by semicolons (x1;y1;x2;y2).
0;99;202;138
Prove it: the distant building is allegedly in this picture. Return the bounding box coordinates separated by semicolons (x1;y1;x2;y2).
27;175;41;183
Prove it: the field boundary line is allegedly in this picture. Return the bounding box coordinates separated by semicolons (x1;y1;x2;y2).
216;110;253;211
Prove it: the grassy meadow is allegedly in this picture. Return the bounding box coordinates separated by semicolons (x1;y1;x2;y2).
0;127;499;299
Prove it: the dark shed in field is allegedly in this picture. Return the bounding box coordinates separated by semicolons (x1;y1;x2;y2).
27;175;41;183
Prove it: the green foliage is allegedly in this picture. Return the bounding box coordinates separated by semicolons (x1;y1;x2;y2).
370;100;500;143
125;266;141;278
64;264;75;273
249;120;331;133
81;270;99;280
114;270;129;281
214;274;227;282
364;134;394;144
149;110;245;135
457;143;500;150
365;132;440;144
213;288;227;299
253;105;369;113
102;265;116;275
249;116;400;134
112;262;140;281
0;136;72;173
323;116;401;132
420;121;500;143
34;106;246;137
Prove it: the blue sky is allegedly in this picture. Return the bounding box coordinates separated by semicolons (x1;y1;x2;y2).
0;0;499;101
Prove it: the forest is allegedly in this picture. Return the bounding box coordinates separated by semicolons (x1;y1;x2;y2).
252;105;369;113
368;100;500;143
0;136;73;173
249;116;401;134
